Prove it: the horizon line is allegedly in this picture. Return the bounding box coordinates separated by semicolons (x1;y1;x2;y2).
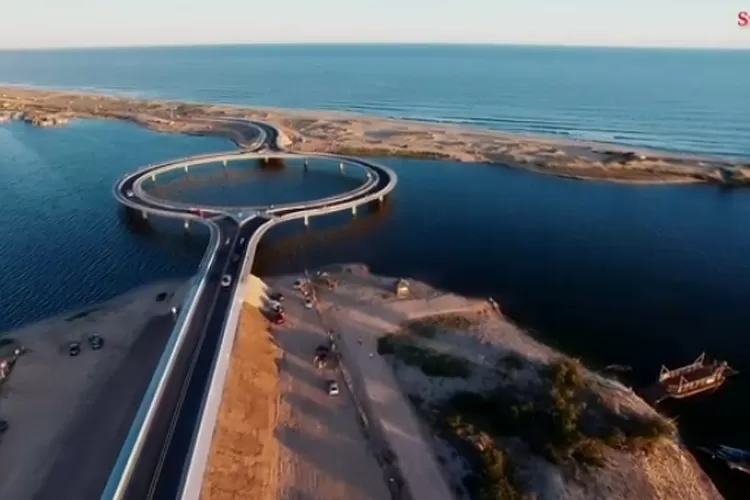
1;41;748;52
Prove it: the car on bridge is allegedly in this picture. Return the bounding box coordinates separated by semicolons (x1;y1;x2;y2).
221;274;232;287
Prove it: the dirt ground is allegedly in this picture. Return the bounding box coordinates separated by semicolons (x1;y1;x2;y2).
0;280;186;500
201;305;281;500
268;276;391;500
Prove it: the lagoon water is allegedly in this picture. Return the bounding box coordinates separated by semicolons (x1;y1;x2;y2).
1;45;749;496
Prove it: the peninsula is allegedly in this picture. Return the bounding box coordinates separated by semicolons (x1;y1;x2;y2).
1;86;748;185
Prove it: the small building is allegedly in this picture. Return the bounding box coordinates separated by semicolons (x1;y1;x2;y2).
395;279;410;298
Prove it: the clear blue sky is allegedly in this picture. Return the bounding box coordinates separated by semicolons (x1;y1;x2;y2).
2;0;749;49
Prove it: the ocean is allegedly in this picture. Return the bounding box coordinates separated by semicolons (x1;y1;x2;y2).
1;44;749;159
1;45;749;497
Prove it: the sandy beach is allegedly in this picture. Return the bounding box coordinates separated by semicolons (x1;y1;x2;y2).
1;86;748;185
0;279;188;500
281;264;721;500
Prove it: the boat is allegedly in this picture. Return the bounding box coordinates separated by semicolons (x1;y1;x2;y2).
641;352;737;403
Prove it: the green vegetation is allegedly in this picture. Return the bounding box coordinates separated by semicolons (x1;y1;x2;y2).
438;358;676;469
403;315;479;339
377;334;471;378
334;146;451;160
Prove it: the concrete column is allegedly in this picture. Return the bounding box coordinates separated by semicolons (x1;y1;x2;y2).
264;156;268;164
304;215;309;226
339;162;345;174
222;159;227;167
183;165;188;172
184;220;190;231
304;159;309;171
379;195;384;204
351;205;357;216
151;173;156;182
141;211;148;220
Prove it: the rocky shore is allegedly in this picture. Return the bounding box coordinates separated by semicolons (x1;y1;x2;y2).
1;86;748;185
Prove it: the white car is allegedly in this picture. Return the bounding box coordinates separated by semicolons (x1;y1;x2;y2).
126;190;134;197
268;300;283;313
293;278;305;290
221;274;232;287
304;298;314;309
326;380;339;396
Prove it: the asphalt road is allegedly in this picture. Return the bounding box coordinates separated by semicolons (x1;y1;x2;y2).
117;216;251;500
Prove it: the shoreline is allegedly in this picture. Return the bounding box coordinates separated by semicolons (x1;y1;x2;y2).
2;86;748;186
0;279;189;500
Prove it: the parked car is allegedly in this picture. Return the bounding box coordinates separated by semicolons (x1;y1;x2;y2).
88;334;104;350
304;298;314;309
68;341;81;357
269;291;284;302
126;190;134;197
268;300;283;313
221;274;232;287
0;420;8;435
293;278;305;290
326;380;340;396
315;345;330;357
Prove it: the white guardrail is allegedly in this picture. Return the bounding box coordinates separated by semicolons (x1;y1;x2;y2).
131;152;377;215
102;120;266;498
102;220;222;500
181;162;397;498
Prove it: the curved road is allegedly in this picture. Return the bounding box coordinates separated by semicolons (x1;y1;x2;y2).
106;120;397;500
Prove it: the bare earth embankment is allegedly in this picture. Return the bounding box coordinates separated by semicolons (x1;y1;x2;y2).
1;86;748;185
295;264;722;500
0;280;188;500
203;274;390;500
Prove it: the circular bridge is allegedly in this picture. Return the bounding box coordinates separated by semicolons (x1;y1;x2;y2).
106;119;398;500
115;151;387;221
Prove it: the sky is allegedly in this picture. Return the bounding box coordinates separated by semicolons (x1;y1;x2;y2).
1;0;749;50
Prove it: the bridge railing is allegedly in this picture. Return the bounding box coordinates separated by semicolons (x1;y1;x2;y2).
101;219;221;500
179;162;398;499
132;153;376;216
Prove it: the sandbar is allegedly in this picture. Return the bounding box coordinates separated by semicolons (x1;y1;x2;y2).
1;86;748;185
0;279;188;500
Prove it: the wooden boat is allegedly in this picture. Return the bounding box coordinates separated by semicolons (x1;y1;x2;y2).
643;353;737;403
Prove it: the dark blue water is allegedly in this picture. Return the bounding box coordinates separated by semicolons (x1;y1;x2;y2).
0;120;232;330
1;45;749;159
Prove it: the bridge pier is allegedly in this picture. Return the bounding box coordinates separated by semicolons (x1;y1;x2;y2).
339;162;345;174
151;173;155;182
184;220;190;232
351;205;357;217
141;211;148;220
222;159;227;167
379;195;383;204
183;165;188;172
304;158;309;172
303;215;309;227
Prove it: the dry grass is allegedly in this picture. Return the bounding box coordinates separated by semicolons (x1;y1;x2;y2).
201;306;282;500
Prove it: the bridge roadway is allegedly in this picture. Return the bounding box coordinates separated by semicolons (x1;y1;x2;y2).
105;120;397;500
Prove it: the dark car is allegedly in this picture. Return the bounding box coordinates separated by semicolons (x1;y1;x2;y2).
0;420;8;434
269;292;284;302
88;335;104;350
68;341;81;357
315;344;330;357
